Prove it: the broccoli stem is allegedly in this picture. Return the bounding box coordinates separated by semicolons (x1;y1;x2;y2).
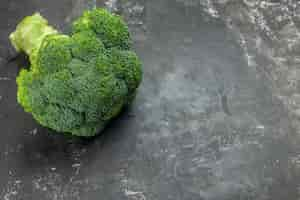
9;13;58;57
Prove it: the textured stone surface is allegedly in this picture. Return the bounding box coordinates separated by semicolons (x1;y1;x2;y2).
0;0;299;199
206;0;300;137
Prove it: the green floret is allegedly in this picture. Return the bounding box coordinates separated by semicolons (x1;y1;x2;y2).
71;30;105;61
35;34;73;74
16;69;36;113
10;8;143;137
108;49;143;93
72;8;132;50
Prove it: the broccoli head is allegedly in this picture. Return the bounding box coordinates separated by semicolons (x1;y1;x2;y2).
9;8;142;137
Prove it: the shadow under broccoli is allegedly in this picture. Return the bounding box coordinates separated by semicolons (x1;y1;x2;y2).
9;8;142;137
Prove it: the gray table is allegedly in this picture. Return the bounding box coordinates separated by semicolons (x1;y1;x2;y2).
0;0;299;199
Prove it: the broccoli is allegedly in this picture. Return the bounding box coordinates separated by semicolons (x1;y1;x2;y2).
9;8;142;137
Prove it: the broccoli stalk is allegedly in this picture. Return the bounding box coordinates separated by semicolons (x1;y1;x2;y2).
9;13;58;57
9;8;142;137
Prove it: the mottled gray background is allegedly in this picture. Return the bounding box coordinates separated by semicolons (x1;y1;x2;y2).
0;0;300;199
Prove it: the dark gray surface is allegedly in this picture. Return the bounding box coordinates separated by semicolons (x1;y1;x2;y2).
0;0;300;199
